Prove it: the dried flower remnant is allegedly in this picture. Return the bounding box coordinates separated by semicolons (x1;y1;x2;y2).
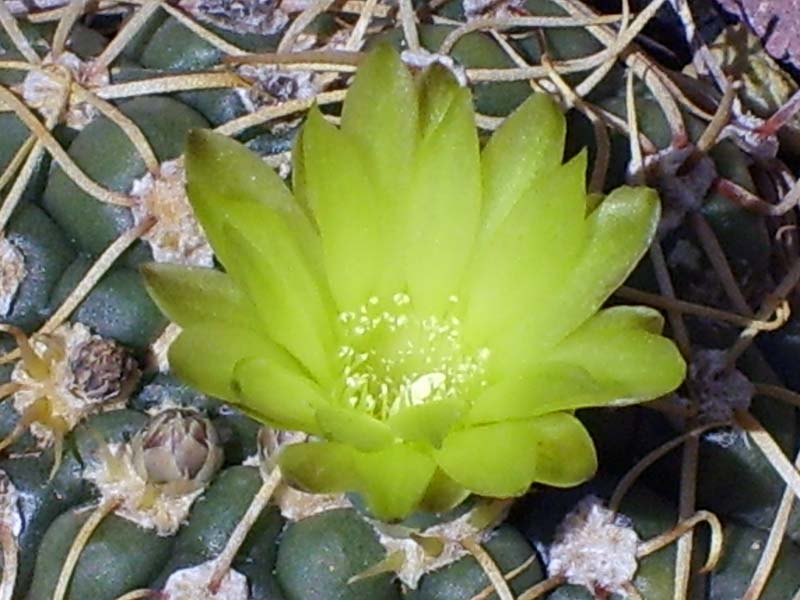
662;349;753;447
0;236;25;318
237;35;319;109
243;67;317;104
7;323;139;456
144;46;685;520
69;335;139;403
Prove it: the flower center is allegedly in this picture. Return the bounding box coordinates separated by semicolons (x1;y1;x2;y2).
336;294;489;420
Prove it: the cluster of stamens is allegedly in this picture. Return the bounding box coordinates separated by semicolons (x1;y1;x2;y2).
336;294;489;420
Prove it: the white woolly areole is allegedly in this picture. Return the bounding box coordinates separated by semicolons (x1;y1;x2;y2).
130;159;214;267
237;34;314;107
236;31;347;111
178;0;292;35
372;509;490;589
0;469;22;538
11;323;132;448
689;349;754;423
0;236;25;318
163;560;248;600
547;496;639;596
463;0;527;20
19;52;109;129
280;0;314;11
84;442;203;536
401;49;468;87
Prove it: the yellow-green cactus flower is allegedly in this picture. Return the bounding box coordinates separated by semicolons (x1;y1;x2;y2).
142;46;686;521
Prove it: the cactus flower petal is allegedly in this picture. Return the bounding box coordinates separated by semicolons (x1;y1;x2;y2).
141;264;254;328
465;364;610;424
549;305;687;398
385;398;465;447
314;405;395;451
219;222;334;383
490;186;662;376
435;413;597;497
406;77;481;315
302;106;388;308
185;129;320;271
280;440;437;520
169;323;284;402
480;92;567;236
234;356;324;433
340;43;418;202
464;150;587;342
418;468;470;514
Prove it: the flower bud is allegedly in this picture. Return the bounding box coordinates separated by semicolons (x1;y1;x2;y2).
132;409;223;486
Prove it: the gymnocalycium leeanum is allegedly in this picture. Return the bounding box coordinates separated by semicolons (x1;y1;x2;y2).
142;45;686;521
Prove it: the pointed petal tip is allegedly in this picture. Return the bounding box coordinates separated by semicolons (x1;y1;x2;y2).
139;261;180;286
138;261;158;282
304;103;327;127
514;92;566;135
139;262;169;313
185;128;235;183
420;60;462;90
360;41;404;68
186;127;217;155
